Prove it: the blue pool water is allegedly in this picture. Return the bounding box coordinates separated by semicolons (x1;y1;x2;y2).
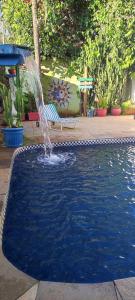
3;144;135;283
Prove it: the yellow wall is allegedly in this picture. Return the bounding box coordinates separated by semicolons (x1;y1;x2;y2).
41;59;80;116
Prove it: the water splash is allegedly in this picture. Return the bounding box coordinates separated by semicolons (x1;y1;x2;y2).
37;152;76;166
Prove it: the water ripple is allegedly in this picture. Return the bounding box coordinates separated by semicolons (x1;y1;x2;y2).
3;144;135;283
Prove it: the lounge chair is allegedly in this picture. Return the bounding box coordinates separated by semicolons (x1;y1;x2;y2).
43;104;77;131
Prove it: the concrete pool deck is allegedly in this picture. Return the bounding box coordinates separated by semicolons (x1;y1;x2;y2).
1;115;135;299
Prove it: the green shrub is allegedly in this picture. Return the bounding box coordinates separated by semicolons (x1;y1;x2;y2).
121;100;133;109
121;99;135;115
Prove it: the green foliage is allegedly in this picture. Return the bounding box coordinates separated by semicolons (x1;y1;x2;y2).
2;0;135;98
121;99;133;109
2;0;33;46
26;92;37;112
0;80;26;127
131;72;135;79
97;98;108;109
41;0;92;59
2;0;95;61
0;82;13;127
79;0;135;106
14;86;25;127
121;99;135;114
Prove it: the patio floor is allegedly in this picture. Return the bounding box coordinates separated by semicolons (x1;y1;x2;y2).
1;115;135;299
23;115;135;143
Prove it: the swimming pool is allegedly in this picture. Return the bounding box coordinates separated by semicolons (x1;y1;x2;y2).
2;138;135;283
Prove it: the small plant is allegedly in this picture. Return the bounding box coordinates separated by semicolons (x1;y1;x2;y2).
0;82;13;127
14;86;25;127
121;99;135;115
88;90;95;109
97;98;108;109
111;99;121;109
121;99;133;109
0;81;25;128
8;66;16;75
27;92;37;112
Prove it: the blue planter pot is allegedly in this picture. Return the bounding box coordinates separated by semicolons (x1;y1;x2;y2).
3;128;24;148
87;108;95;118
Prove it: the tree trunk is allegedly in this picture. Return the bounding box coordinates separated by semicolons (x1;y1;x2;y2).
31;0;41;75
83;66;88;116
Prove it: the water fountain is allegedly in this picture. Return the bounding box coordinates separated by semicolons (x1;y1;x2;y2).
0;44;52;153
0;43;77;167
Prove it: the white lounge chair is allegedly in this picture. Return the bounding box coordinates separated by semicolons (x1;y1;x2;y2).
43;104;77;131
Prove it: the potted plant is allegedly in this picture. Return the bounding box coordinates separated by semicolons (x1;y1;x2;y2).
1;82;24;147
87;90;96;117
87;106;95;117
96;98;108;117
84;34;127;117
111;104;121;116
121;100;135;115
8;66;16;75
28;111;39;121
27;92;39;121
94;68;108;117
110;98;121;116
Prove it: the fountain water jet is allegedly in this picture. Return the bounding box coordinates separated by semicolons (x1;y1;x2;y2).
24;55;53;156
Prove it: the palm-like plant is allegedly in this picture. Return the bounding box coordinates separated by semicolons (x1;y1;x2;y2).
0;83;13;127
0;82;25;128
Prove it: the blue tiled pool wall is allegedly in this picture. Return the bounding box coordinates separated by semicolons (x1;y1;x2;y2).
2;136;135;241
11;136;135;156
19;136;135;150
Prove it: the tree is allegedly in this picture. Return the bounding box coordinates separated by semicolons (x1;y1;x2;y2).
78;0;135;107
2;0;94;61
2;0;135;86
2;0;33;46
31;0;41;74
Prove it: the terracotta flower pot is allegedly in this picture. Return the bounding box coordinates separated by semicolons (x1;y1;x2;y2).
111;108;121;116
28;112;39;121
96;108;107;117
8;69;16;75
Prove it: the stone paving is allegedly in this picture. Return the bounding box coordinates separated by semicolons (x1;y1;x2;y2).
23;115;135;143
1;115;135;299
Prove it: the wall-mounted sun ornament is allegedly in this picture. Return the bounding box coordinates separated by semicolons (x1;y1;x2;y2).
48;79;71;108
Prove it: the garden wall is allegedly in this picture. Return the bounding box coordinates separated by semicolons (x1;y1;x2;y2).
41;59;80;117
